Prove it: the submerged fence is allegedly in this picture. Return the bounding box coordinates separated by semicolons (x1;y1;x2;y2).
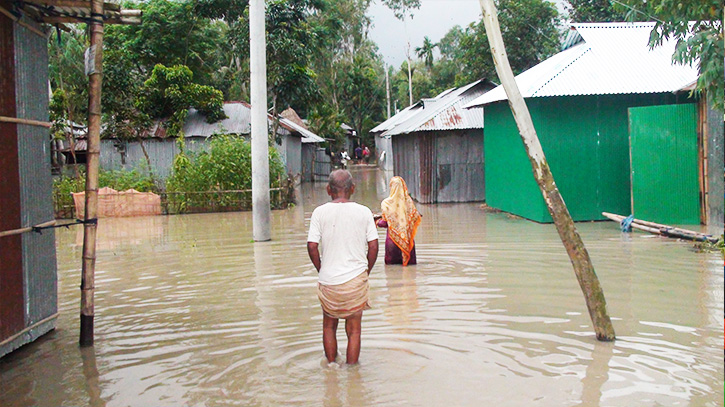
54;187;295;219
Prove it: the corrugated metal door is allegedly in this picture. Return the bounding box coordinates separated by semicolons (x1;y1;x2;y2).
418;133;436;203
629;104;699;224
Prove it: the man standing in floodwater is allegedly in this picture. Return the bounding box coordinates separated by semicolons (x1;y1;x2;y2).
307;170;379;364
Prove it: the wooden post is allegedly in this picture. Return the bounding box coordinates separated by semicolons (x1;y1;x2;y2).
477;0;615;341
80;0;104;347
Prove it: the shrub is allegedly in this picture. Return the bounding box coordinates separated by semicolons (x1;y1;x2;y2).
165;135;288;212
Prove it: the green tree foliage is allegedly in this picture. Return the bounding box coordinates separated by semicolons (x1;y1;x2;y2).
565;0;626;23
107;0;226;86
381;0;421;20
137;64;226;137
415;36;437;69
232;0;324;118
620;0;723;109
387;0;560;111
337;54;387;147
458;0;560;84
307;0;386;147
48;29;88;125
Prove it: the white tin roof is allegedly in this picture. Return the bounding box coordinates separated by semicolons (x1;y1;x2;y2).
465;22;699;108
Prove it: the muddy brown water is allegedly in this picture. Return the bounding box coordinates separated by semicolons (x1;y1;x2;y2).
1;167;722;406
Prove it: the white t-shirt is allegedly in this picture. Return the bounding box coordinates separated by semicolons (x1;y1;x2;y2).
307;201;379;286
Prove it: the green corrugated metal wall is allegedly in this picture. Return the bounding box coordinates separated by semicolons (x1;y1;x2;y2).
484;94;682;223
629;104;699;224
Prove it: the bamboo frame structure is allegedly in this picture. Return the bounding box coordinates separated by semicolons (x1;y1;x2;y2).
0;221;56;238
478;0;615;341
79;0;103;347
0;115;52;128
602;212;719;243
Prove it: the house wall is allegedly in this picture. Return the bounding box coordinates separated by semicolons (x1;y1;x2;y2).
301;144;316;182
101;138;180;180
392;130;485;204
375;135;394;171
0;13;57;357
705;93;724;230
392;134;422;202
484;93;684;223
286;136;301;178
435;130;485;203
274;135;301;177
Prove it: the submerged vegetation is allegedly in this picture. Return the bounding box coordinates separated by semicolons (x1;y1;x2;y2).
165;135;289;213
53;136;291;217
694;234;725;256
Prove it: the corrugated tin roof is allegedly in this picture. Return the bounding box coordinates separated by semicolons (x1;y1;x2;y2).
465;22;699;108
184;102;252;137
182;102;322;143
370;102;423;135
279;116;324;143
383;79;495;136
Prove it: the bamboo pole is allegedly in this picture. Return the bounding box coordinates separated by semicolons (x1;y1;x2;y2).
477;0;615;341
80;0;104;347
602;212;719;243
0;116;52;128
0;220;56;238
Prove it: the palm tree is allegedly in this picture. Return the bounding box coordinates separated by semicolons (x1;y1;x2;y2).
415;36;437;69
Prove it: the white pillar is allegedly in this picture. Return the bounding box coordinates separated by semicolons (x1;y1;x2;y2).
250;0;271;241
385;67;391;119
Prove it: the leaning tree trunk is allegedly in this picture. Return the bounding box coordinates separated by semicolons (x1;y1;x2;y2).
478;0;615;341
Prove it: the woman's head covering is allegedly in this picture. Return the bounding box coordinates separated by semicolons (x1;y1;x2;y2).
381;176;421;266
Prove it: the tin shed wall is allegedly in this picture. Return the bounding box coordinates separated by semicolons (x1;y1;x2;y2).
14;21;57;330
0;17;57;357
629;104;699;224
392;135;423;202
485;94;680;222
301;144;315;182
434;130;485;202
101;139;180;180
375;136;394;171
0;3;25;345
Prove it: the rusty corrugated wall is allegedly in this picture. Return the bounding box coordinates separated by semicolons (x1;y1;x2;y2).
1;12;58;357
0;0;25;346
392;130;485;204
435;130;485;203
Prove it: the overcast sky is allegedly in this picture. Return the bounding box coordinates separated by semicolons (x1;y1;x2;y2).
367;0;568;68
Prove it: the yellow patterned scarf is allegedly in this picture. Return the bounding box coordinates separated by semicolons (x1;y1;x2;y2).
381;176;421;266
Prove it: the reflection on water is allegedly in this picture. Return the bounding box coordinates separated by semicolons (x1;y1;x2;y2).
0;167;722;406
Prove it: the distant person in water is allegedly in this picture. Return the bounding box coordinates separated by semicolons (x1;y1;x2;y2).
307;170;379;364
377;176;421;266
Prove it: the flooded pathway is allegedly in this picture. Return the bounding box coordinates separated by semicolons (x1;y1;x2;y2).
1;167;722;406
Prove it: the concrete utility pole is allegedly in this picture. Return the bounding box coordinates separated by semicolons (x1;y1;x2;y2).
80;0;104;346
477;0;615;341
385;67;391;119
250;0;271;241
406;46;413;106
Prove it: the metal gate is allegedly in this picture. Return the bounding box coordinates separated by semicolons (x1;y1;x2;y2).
628;104;700;224
313;148;331;182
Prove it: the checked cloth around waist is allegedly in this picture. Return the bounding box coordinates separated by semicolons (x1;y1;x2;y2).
317;271;371;319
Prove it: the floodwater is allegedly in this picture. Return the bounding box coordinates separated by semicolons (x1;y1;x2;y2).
1;167;723;407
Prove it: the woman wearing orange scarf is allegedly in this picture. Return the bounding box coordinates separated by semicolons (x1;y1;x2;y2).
376;176;422;266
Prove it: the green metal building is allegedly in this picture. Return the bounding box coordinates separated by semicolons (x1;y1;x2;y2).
466;23;709;224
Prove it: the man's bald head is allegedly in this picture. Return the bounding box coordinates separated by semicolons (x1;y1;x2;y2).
328;169;354;195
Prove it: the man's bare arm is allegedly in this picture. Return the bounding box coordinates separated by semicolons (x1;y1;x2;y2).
366;239;378;274
307;242;321;272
